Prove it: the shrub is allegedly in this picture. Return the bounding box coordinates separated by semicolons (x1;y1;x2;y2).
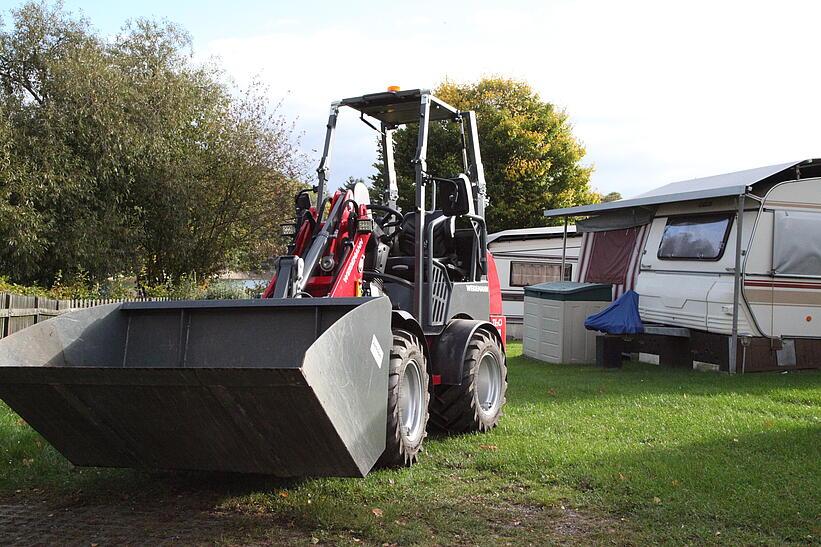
204;281;249;300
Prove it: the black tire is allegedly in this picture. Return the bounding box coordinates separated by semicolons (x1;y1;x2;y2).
377;329;430;467
429;328;507;434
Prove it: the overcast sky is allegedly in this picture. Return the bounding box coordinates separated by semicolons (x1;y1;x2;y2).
50;0;821;197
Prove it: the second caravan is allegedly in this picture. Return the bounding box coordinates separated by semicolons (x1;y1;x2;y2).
488;226;582;338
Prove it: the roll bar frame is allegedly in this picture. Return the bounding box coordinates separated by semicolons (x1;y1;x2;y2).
313;89;489;323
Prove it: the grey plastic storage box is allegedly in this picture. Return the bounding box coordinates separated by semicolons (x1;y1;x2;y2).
523;282;612;364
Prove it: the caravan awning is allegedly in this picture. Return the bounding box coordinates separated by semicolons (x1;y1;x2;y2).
544;159;820;219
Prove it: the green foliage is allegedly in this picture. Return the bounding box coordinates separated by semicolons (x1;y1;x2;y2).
0;273;138;299
0;271;254;301
48;274;129;300
0;276;52;298
0;2;304;288
602;191;623;203
204;280;249;300
138;274;205;300
139;275;254;301
371;78;597;231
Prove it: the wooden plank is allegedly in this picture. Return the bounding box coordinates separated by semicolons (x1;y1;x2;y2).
7;294;36;336
0;293;7;340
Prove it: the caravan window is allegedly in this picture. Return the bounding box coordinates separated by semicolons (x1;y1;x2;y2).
657;213;733;260
773;210;821;276
510;261;571;287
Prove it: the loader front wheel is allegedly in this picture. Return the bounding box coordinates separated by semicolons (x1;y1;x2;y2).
378;329;429;467
429;328;507;433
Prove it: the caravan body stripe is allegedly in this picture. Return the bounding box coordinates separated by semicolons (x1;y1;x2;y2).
745;280;821;290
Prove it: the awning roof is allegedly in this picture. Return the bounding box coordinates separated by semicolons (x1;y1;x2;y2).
544;159;818;219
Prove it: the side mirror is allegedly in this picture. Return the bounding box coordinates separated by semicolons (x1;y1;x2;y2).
439;174;473;217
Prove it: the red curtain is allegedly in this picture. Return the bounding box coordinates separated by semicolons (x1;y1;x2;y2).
584;227;640;284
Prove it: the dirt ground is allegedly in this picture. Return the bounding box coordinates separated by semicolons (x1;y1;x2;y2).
0;480;618;546
0;477;308;546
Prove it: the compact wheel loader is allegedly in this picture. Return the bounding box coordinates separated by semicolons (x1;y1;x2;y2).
0;88;508;477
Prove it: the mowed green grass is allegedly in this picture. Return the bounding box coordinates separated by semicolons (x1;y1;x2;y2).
1;342;819;545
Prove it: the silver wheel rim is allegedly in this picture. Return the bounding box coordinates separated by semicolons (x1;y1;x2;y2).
476;352;502;417
399;359;424;442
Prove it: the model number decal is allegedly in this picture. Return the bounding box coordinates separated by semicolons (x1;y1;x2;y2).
370;335;384;368
466;284;489;293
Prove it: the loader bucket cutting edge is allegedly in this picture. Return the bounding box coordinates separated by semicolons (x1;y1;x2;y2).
0;297;393;477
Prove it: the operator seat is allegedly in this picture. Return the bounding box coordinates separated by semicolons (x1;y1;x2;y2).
387;211;460;282
397;211;453;257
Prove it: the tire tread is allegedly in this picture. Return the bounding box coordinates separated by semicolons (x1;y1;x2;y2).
377;329;429;468
429;328;507;434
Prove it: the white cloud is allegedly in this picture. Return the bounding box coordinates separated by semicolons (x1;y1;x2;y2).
205;0;821;198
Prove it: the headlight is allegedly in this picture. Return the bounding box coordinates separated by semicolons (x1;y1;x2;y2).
356;218;375;234
280;222;297;237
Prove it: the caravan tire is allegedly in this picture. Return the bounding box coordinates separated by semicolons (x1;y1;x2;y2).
377;329;430;467
430;328;507;433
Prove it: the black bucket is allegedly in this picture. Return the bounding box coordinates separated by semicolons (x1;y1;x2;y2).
0;297;392;477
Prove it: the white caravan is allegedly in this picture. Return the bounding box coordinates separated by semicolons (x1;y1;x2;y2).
488;226;581;339
543;159;821;372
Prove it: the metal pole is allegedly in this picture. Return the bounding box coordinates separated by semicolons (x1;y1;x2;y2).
463;110;489;278
381;124;398;209
729;193;746;374
315;103;340;220
561;217;568;281
458;117;469;174
462;111;487;219
412;94;431;322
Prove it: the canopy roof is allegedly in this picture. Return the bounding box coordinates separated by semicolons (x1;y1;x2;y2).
544;159;821;219
339;89;459;125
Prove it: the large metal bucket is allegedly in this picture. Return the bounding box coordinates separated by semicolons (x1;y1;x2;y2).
0;297;392;477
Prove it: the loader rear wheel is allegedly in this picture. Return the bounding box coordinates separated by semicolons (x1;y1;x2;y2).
429;328;507;433
377;329;430;467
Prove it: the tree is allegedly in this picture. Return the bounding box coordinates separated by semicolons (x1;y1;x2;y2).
0;2;304;286
602;191;622;203
371;78;596;231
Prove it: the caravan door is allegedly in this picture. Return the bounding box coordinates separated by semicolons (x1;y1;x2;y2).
744;178;821;338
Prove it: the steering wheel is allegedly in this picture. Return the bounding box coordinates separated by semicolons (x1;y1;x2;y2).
367;204;404;230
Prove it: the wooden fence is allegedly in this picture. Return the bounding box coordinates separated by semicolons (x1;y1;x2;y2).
0;294;172;340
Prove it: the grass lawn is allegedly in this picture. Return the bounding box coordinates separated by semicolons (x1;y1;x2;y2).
1;342;819;545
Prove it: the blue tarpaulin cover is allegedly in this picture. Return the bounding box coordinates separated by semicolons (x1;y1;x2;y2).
584;290;644;334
